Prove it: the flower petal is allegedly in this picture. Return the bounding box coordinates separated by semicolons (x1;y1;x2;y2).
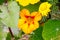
27;22;39;34
16;0;30;6
20;9;30;20
28;23;34;34
21;23;28;34
33;21;39;30
31;12;42;21
39;2;52;16
30;0;40;4
40;9;51;16
18;19;25;29
47;2;52;8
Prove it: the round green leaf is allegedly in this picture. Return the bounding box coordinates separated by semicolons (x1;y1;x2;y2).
42;20;60;40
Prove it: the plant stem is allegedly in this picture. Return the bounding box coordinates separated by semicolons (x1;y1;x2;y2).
8;27;14;38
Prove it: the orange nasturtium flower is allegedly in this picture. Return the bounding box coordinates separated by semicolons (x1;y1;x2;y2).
39;2;52;16
16;0;40;6
18;9;42;34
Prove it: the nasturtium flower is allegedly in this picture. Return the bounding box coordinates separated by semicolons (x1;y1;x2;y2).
18;9;42;34
39;2;52;16
16;0;40;6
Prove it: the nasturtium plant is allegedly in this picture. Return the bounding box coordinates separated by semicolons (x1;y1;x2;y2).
0;0;60;40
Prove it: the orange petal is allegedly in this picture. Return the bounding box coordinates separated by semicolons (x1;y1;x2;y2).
31;12;42;21
20;9;30;20
31;12;37;16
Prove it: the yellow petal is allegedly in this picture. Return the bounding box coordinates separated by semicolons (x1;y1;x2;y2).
18;19;25;29
20;9;30;20
21;23;28;34
30;0;40;4
39;2;52;16
28;23;34;34
16;0;30;6
33;21;39;30
27;22;39;34
47;2;52;8
40;9;51;16
39;2;48;11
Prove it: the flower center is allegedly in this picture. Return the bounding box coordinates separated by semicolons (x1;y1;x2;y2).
25;16;35;22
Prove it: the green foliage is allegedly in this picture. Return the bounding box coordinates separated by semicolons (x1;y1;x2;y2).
47;0;60;20
0;0;4;5
42;20;60;40
14;36;20;40
0;1;20;27
20;2;40;12
30;26;44;40
6;32;21;40
6;33;11;40
0;0;11;5
48;0;59;14
41;0;47;2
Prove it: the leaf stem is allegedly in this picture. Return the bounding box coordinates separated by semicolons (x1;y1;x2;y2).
8;27;14;38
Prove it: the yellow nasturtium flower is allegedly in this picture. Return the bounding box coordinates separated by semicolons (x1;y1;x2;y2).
16;0;40;6
18;9;42;34
39;2;52;16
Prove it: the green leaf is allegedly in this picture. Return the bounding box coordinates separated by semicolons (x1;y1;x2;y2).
20;2;40;12
0;18;8;40
48;0;58;3
48;0;59;14
6;33;11;40
7;1;20;27
42;20;60;40
14;36;20;40
0;0;4;5
0;1;20;27
41;0;47;2
30;26;44;40
0;27;3;40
